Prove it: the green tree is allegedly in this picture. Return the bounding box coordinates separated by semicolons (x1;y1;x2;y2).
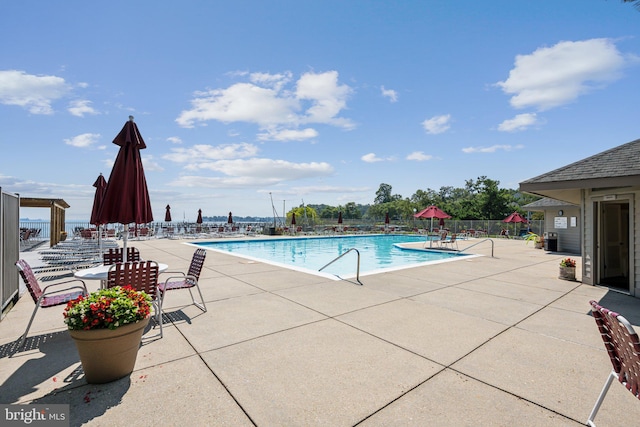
343;202;362;219
374;183;393;204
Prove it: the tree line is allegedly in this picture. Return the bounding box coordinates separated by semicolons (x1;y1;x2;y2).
290;176;543;223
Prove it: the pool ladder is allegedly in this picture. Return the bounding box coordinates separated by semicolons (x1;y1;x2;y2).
319;248;363;285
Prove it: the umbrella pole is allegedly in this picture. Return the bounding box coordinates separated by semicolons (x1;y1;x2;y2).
98;224;103;255
122;225;129;253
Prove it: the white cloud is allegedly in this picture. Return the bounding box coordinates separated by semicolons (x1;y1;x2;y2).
406;151;433;161
68;99;98;117
176;70;355;132
422;114;451;134
64;133;101;148
167;137;183;144
497;113;539;132
497;38;628;111
257;127;319;141
163;143;259;163
381;86;398;102
0;70;70;114
361;153;385;163
169;158;334;189
462;144;525;153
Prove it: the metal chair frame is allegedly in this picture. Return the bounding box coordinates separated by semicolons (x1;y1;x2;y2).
588;300;640;426
14;259;88;350
103;247;141;265
107;261;162;337
158;249;207;314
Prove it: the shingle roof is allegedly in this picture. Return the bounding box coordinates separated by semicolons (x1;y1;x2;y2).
523;197;578;209
520;138;640;185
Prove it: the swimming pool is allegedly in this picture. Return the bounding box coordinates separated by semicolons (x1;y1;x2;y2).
194;234;473;280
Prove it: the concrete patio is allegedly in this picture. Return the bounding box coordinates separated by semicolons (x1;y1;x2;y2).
2;236;640;426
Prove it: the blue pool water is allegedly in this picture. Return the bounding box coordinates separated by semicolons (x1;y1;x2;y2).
194;234;471;279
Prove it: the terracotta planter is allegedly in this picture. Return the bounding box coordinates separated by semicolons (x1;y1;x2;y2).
559;266;576;281
69;317;149;384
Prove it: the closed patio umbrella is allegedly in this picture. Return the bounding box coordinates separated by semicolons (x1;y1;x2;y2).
97;116;153;252
197;209;203;224
164;204;172;222
227;211;233;224
90;174;107;227
90;173;107;252
291;212;296;225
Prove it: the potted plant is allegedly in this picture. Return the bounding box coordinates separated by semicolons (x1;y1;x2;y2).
559;257;577;281
64;286;152;384
524;232;544;249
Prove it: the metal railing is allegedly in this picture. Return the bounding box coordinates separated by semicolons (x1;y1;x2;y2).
459;238;495;257
319;248;363;285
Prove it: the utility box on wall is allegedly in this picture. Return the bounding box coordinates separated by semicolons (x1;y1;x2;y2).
1;188;20;320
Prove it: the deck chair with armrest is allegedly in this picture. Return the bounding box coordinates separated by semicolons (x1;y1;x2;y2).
587;300;640;426
14;259;88;350
426;231;448;248
439;233;458;250
107;261;162;337
157;248;207;315
103;247;141;265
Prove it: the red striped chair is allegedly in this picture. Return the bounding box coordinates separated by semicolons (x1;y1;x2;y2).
587;300;640;426
14;259;88;350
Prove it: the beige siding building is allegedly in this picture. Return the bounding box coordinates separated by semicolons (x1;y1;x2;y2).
520;138;640;296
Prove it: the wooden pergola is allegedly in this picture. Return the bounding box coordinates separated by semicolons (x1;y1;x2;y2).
19;197;70;247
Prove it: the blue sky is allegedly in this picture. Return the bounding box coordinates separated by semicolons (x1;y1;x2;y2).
1;1;639;221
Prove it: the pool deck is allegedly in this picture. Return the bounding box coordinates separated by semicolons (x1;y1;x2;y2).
2;235;640;426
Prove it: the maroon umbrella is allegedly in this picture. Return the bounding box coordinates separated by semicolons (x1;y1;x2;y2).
503;211;528;236
197;209;203;224
291;212;297;225
413;205;451;233
503;212;528;223
338;211;343;224
413;205;451;219
227;212;233;224
385;212;390;224
97;116;153;251
164;204;172;222
90;173;107;226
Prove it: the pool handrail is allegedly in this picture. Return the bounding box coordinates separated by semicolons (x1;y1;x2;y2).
458;238;494;257
319;248;363;285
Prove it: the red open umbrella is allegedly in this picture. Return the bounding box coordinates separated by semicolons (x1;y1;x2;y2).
503;211;528;236
164;204;172;222
97;116;153;251
503;212;528;223
197;209;203;224
90;173;107;226
413;205;451;234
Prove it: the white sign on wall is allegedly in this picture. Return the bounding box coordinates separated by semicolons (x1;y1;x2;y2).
554;216;568;229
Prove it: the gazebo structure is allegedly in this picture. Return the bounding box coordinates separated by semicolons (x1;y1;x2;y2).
19;197;70;247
